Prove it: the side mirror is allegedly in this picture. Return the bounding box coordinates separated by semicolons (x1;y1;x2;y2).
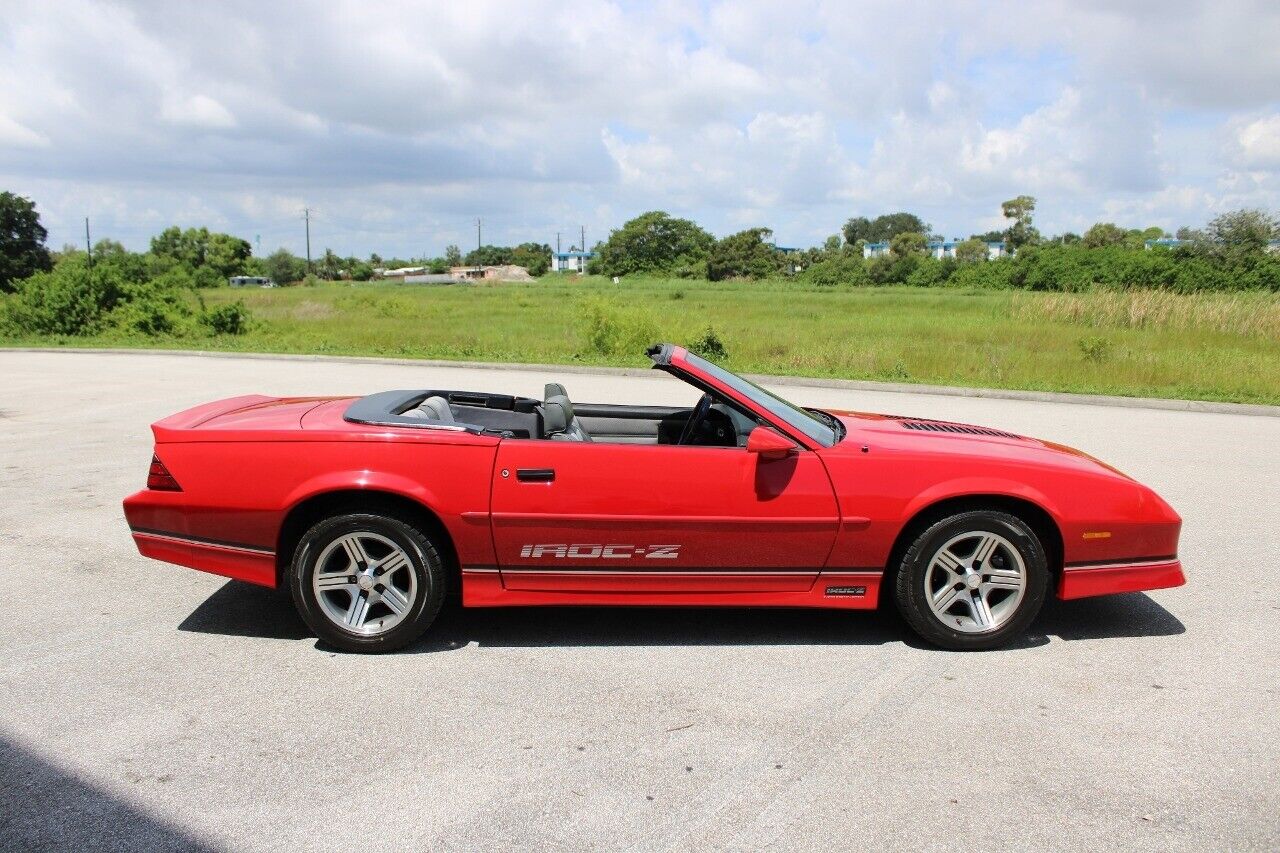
746;427;797;460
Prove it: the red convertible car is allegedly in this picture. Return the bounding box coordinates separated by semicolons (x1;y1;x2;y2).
123;343;1184;652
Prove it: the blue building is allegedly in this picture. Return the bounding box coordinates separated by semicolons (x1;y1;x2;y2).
862;239;1007;260
551;250;595;273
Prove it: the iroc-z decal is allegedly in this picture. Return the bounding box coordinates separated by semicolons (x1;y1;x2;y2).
519;544;681;559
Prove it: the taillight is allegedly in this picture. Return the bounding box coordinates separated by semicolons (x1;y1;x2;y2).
147;454;182;491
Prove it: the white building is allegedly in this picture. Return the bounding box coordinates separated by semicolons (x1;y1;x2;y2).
551;251;594;273
862;240;1008;260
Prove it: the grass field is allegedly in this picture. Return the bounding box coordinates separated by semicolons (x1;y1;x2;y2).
6;276;1280;404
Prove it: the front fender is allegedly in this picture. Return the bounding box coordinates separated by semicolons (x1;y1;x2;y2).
900;476;1065;526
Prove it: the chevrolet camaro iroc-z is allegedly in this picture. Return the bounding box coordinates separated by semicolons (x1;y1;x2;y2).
123;343;1184;652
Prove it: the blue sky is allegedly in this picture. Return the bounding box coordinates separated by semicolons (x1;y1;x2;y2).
1;0;1277;258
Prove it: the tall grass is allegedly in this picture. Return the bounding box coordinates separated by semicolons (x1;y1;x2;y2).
1012;289;1280;338
5;277;1279;404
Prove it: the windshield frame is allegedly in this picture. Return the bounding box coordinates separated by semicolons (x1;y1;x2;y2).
676;351;839;448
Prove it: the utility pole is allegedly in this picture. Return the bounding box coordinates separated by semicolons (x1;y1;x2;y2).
581;225;586;256
476;218;482;274
303;208;312;273
85;217;93;267
556;232;561;254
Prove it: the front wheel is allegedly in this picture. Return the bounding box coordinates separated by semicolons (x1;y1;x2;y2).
290;512;446;653
894;510;1048;650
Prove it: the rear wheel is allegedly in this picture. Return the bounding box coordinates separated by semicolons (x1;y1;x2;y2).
290;512;446;653
895;510;1048;650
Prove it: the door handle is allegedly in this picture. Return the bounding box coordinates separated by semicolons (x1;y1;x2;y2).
516;468;555;483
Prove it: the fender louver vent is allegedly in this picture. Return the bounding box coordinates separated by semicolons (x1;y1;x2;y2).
899;420;1022;439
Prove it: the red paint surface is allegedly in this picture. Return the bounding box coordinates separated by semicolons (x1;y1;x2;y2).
1058;560;1186;600
123;349;1184;611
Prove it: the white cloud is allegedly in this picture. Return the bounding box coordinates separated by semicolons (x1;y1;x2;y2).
160;94;236;129
0;0;1276;254
1234;114;1280;170
0;113;48;147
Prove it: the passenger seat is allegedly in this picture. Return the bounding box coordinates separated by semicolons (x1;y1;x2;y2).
402;395;455;422
542;393;591;442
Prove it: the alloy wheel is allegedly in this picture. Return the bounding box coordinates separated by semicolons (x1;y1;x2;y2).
924;531;1027;634
312;532;418;636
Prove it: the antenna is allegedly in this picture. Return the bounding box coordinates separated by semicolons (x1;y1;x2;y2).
85;217;93;267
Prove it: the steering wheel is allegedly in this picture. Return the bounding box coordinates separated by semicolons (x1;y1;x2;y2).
678;393;714;446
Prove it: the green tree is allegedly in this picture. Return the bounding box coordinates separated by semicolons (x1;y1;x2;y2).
823;234;843;254
889;231;927;258
706;228;782;281
150;226;251;278
1001;196;1039;250
463;245;515;266
1082;222;1127;249
841;216;873;244
843;212;929;245
318;248;343;280
596;211;715;277
511;242;552;276
444;244;462;266
204;232;252;278
263;249;307;285
954;238;989;264
0;191;53;292
1207;209;1278;255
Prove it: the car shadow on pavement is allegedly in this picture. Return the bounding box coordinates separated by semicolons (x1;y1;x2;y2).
178;580;1185;652
0;734;217;852
1036;592;1187;641
177;581;311;641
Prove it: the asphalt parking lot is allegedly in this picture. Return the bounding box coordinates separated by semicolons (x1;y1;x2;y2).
1;349;1277;852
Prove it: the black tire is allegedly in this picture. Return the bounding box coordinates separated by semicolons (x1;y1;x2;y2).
894;510;1048;650
290;512;446;653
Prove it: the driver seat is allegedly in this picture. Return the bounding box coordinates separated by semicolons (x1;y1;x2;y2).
542;384;592;442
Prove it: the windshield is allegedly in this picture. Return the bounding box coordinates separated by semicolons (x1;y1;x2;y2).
683;352;838;447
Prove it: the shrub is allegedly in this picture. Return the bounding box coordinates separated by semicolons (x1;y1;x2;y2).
706;228;782;281
1077;335;1111;363
578;295;657;357
0;251;201;337
688;326;728;360
905;259;947;288
800;254;868;287
192;264;224;289
202;300;252;335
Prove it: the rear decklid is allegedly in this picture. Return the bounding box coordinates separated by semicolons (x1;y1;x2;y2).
151;395;335;442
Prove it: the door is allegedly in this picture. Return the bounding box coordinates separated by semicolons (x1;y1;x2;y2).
489;440;839;593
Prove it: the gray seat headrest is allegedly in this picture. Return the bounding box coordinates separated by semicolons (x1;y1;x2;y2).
416;395;455;422
544;382;567;401
543;395;572;434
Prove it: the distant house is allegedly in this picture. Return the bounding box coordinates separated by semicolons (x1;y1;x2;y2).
449;265;535;282
228;275;275;287
380;266;427;280
863;240;1008;260
551;251;594;273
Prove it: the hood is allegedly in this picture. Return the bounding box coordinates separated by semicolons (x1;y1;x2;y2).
826;409;1133;480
